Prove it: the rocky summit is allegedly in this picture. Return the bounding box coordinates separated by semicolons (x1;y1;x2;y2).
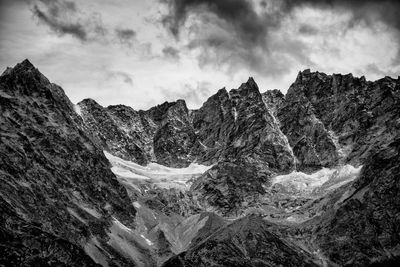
1;60;399;267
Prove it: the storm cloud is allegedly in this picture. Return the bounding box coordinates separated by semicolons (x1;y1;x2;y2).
162;46;180;60
115;28;137;47
160;0;400;73
32;0;106;41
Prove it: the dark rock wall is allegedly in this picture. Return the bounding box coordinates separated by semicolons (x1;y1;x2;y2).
278;70;400;170
315;137;400;266
162;215;319;267
0;60;137;266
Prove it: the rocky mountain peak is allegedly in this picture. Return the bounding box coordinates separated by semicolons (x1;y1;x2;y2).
79;97;100;106
236;76;259;94
0;59;140;266
1;58;49;85
15;58;35;70
2;59;400;266
147;100;184;122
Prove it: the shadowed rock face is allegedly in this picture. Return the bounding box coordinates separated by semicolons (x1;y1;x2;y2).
80;78;295;172
194;78;295;172
162;215;319;267
78;98;149;165
261;89;285;117
314;137;400;266
79;99;198;168
0;198;101;267
78;78;296;216
189;79;295;216
2;60;400;267
191;160;273;216
0;60;138;266
277;70;400;170
152;99;198;167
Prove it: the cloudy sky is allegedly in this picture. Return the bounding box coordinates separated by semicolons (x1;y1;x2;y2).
0;0;399;109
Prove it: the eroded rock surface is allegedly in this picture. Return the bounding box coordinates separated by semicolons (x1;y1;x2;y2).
163;215;319;267
278;70;400;170
1;60;399;267
0;60;145;266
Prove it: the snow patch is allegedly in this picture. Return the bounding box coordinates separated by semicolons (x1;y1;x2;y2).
140;234;153;246
271;164;362;196
233;107;238;121
74;104;82;116
111;166;150;180
104;151;211;190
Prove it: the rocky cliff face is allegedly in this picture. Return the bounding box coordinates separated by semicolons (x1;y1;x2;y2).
80;78;295;173
163;215;319;267
277;70;400;170
0;60;147;266
78;77;296;216
1;60;399;267
190;78;296;215
78;98;149;165
193;78;295;171
261;89;285;117
79;98;198;168
150;100;198;167
313;136;400;266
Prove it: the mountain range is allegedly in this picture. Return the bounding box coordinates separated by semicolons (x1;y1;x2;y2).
0;59;399;266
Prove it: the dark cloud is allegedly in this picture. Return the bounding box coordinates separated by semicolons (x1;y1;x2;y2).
162;46;180;60
160;0;400;73
32;0;106;41
160;0;288;75
161;0;275;45
115;28;136;47
298;24;319;35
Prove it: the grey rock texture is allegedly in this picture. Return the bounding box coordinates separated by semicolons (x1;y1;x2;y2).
190;78;295;215
193;78;295;171
278;70;400;170
80;78;295;171
162;215;319;267
313;137;400;266
78;99;150;165
0;60;140;266
261;89;285;117
1;59;400;267
191;160;272;216
79;99;198;168
150;99;198;167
